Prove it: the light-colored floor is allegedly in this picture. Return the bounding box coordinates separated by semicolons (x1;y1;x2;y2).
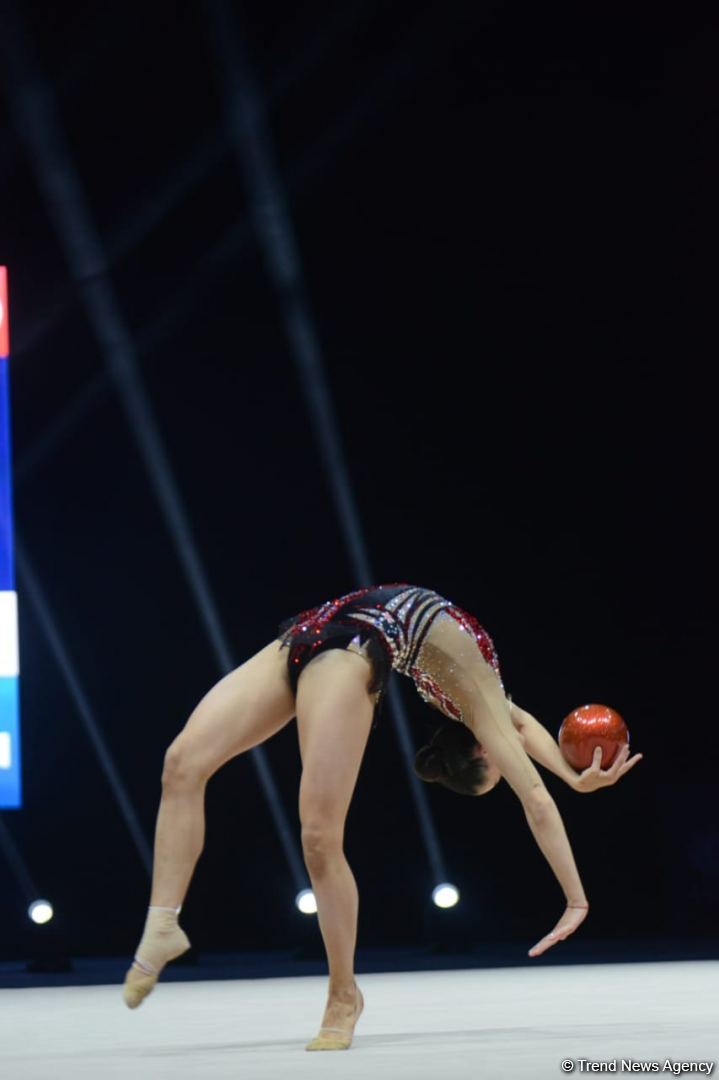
1;962;717;1080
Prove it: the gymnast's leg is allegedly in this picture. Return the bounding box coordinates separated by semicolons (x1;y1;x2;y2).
295;647;377;1050
123;638;296;1008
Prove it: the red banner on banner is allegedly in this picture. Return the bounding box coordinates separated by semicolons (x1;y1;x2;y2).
0;267;8;357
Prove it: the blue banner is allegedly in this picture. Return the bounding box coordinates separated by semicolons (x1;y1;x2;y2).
0;268;22;808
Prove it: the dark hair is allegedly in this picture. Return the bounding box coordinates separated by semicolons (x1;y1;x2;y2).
414;721;491;797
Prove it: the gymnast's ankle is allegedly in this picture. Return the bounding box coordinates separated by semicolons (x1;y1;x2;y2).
122;905;190;1008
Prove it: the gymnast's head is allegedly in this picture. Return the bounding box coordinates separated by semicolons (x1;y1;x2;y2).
414;721;502;796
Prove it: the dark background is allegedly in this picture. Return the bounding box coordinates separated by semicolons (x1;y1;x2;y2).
0;0;715;967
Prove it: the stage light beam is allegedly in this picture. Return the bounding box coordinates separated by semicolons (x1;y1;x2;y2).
0;7;306;894
207;0;450;888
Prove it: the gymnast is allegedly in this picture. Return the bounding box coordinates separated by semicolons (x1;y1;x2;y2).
122;582;642;1049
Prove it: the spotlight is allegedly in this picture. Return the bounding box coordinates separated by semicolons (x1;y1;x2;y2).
28;899;53;925
295;889;317;915
432;883;459;909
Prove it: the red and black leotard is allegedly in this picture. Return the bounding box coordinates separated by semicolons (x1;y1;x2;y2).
277;583;503;725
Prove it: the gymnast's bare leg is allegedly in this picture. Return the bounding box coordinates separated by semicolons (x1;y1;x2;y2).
295;646;377;1050
123;638;296;1007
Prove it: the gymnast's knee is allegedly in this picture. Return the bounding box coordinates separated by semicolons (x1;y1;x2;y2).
161;738;207;791
301;822;343;876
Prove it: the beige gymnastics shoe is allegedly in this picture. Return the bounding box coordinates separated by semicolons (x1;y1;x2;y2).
122;908;190;1009
305;983;364;1051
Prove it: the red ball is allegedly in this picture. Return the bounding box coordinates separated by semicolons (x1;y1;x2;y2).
558;704;629;771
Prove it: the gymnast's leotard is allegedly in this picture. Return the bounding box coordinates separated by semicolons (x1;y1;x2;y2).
276;583;504;728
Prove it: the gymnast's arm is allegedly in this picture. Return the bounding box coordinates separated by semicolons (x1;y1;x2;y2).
508;701;579;790
510;700;643;793
464;670;589;955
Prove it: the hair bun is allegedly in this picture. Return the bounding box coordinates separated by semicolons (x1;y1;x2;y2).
414;745;445;783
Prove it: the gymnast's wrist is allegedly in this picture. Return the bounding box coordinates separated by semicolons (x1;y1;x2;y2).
560;765;581;792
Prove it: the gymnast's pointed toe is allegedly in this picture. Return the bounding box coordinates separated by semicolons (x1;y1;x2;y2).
122;907;190;1010
122;963;158;1009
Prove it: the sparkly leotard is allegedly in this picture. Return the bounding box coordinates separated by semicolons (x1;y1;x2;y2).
276;583;504;727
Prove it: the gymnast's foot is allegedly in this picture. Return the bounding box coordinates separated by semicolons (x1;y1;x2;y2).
122;906;190;1009
305;980;364;1051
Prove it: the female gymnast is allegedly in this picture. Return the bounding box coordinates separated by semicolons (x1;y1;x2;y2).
122;582;642;1049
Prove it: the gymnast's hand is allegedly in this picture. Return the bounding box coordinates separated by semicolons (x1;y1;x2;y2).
528;902;589;958
574;744;643;794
